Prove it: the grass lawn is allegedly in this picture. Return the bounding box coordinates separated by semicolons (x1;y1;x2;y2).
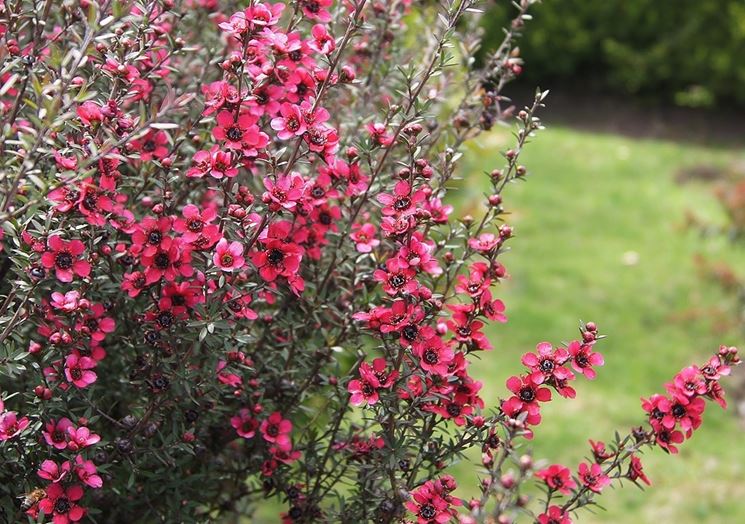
448;125;745;523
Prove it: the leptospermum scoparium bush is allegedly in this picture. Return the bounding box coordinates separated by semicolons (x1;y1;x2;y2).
0;1;740;522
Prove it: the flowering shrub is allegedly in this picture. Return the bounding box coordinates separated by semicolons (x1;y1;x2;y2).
0;1;740;522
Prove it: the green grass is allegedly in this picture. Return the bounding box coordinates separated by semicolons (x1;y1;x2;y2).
449;126;745;523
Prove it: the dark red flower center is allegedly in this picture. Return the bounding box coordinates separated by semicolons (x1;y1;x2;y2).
389;274;406;288
267;249;285;265
671;404;686;418
423;349;439;365
55;252;73;269
361;382;375;396
266;424;279;437
393;197;411;211
148;230;162;245
54;497;71;514
226;126;243;142
402;325;418;342
82;192;98;211
70;368;82;380
286;116;300;131
519;386;536;402
221;254;234;266
157;311;174;328
446;403;461;417
154;253;170;269
539;359;555;373
188;219;203;232
420;504;436;519
309;129;327;146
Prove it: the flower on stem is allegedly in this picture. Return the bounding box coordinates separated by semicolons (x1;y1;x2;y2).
64;353;98;388
503;374;551;426
213;238;245;272
350;222;380;253
130;129;169;161
40;235;91;283
187;146;239;179
567;340;604;379
271;103;307;140
537;506;572;524
628;454;651;486
37;483;86;523
534;464;576;495
578;462;611;493
231;408;259;439
260;412;293;452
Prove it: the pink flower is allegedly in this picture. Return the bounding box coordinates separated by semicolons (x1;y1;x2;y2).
66;424;101;451
628;454;651;486
309;24;335;54
140;237;194;285
213;111;267;153
348;362;382;406
50;291;86;312
76;302;116;342
38;483;86;523
350;223;380;253
76;101;102;126
479;290;507;323
578;462;611;493
74;455;103;488
43;418;74;449
521;342;573;386
251;222;304;285
413;336;454;376
468;233;501;253
213;238;245;272
0;409;30;441
270;103;307;140
668;365;707;398
37;459;71;483
174;204;220;245
40;235;91;283
64;353;97;388
366;122;394;146
260;412;293;452
568;340;604;380
262;173;306;211
131;129;170;161
231;408;259;439
131;215;172;256
301;0;332;22
187;146;239;179
535;464;576;495
377;180;424;216
537;506;572;524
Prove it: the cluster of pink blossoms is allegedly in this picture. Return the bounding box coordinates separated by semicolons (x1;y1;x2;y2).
0;0;741;521
642;345;739;453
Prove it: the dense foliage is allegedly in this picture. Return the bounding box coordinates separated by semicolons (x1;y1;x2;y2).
0;1;740;523
483;0;745;108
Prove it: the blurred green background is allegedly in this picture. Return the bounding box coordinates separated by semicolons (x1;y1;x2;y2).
482;0;745;109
